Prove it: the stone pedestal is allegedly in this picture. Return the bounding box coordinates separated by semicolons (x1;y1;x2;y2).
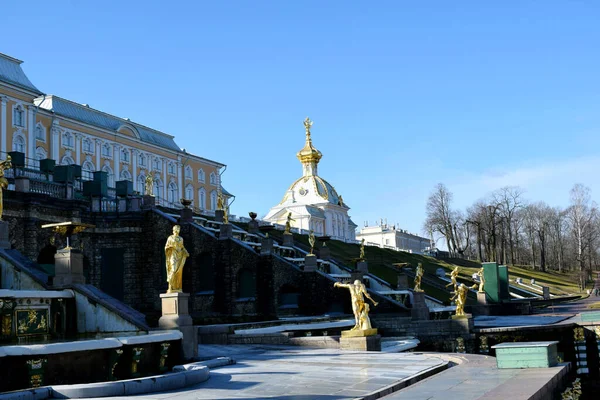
65;183;74;200
350;272;363;283
118;198;127;213
260;237;273;255
0;220;10;249
180;207;193;223
91;197;101;212
14;176;30;193
397;273;409;290
129;197;141;211
53;248;85;287
477;291;488;305
248;219;259;234
282;233;294;247
304;254;317;272
340;330;381;351
158;292;198;360
219;224;233;240
411;291;430;321
356;261;368;274
142;195;155;208
319;246;331;260
451;313;474;333
215;210;224;223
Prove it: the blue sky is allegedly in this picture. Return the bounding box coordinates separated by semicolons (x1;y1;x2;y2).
3;1;600;236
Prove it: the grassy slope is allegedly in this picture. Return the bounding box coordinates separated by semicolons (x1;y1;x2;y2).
264;228;583;302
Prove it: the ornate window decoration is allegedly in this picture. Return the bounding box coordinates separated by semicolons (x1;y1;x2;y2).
154;177;162;198
209;172;217;185
35;146;47;161
102;165;114;187
198;187;206;210
12;105;25;127
121;148;130;163
82;138;93;154
35;123;46;142
185;165;192;180
137;174;146;193
168;162;176;175
102;143;112;158
82;161;95;172
60;155;75;165
62;132;74;149
12;132;25;152
139;153;147;167
120;169;132;181
185;184;194;203
152;158;161;171
197;168;205;183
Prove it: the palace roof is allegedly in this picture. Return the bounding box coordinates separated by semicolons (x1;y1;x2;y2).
0;53;42;94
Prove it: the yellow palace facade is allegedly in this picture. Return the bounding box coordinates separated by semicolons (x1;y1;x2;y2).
0;52;227;211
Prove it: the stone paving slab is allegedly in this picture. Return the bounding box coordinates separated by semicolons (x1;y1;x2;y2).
82;345;448;400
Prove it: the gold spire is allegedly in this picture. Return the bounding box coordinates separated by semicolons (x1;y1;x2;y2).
296;117;322;165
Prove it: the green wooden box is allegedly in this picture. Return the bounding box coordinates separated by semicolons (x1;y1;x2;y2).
492;341;558;369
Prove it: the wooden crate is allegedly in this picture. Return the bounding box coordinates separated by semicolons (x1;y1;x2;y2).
491;341;558;369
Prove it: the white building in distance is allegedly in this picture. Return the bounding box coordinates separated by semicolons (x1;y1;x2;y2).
263;118;357;242
356;221;431;254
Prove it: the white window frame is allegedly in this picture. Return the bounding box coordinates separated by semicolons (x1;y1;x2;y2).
185;165;192;180
198;168;205;183
102;144;112;159
12;104;25;128
198;187;206;210
35;122;46;142
82;138;94;154
35;146;47;161
139;153;147;167
12;132;26;153
62;132;75;149
121;148;130;163
209;172;217;185
168;162;175;175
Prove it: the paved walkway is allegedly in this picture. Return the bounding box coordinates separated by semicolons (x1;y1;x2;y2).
84;346;448;399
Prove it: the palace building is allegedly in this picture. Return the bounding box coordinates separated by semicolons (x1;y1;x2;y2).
263;118;357;242
0;52;227;211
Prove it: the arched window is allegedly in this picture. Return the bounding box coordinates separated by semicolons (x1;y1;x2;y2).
13;105;24;127
197;169;205;183
185;165;192;180
185;184;194;203
35;147;47;161
121;148;130;163
209;172;217;185
210;190;217;211
198;187;206;210
139;153;146;167
102;165;114;187
82;138;93;154
35;123;46;141
120;170;132;181
154;178;162;198
102;144;111;158
12;134;25;152
82;161;95;180
60;155;75;166
137;174;146;193
167;182;178;203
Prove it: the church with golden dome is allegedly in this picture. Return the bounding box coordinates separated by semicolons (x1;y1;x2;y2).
263;118;357;242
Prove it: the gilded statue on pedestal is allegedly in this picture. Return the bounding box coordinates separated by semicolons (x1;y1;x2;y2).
284;212;295;234
0;155;12;220
164;225;189;293
334;280;378;330
414;263;424;292
446;266;460;293
476;267;485;293
451;283;477;316
217;191;225;210
308;229;315;255
359;238;365;260
144;174;154;196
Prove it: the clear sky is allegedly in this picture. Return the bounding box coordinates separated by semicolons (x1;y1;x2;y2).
3;1;600;238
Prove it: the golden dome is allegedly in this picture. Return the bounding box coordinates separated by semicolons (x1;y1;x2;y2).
296;117;322;164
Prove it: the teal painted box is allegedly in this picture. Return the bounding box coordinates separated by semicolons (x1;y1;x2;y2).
492;341;558;369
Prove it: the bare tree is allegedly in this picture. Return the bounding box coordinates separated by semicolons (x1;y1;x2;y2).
567;184;596;272
494;186;524;265
424;183;457;256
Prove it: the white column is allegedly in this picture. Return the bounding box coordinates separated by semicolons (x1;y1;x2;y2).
113;144;120;182
74;134;81;165
162;157;167;202
0;96;6;156
51;121;61;161
132;149;138;190
27;106;36;166
95;139;102;170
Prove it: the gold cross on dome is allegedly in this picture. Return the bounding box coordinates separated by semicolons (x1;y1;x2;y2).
303;117;313;135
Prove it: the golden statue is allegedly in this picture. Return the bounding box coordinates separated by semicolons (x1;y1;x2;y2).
359;238;365;260
0;155;12;220
414;263;424;292
308;229;315;255
164;225;189;293
446;266;460;292
303;117;313;135
217;191;225;211
284;212;295;234
223;206;229;224
451;283;477;316
334;280;378;330
476;267;485;293
144;174;154;196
